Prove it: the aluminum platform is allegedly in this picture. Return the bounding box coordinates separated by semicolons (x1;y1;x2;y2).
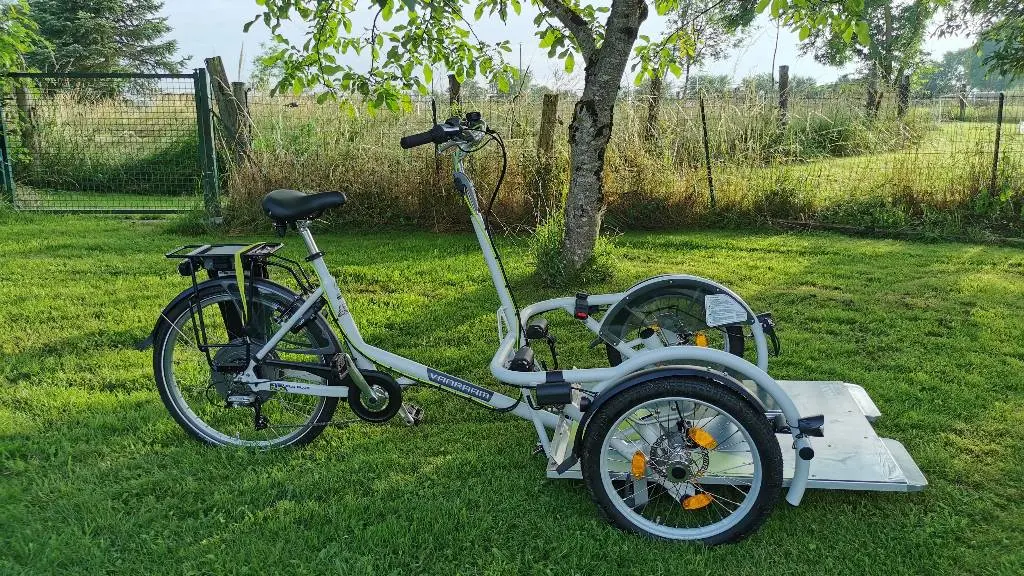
547;380;927;492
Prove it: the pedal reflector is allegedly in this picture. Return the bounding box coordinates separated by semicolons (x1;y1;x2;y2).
682;493;714;510
631;451;646;479
688;427;717;449
694;331;708;347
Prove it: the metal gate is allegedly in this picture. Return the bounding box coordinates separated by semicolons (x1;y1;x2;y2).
0;71;218;214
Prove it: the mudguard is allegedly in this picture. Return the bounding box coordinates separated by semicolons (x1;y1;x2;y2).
135;278;338;355
598;274;771;371
571;365;768;458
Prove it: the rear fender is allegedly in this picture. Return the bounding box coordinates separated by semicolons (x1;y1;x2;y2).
136;277;237;350
572;365;768;458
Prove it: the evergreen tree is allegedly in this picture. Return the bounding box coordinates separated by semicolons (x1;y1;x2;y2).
27;0;185;73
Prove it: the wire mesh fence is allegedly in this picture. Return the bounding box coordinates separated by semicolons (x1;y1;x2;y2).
0;72;205;213
224;88;1023;235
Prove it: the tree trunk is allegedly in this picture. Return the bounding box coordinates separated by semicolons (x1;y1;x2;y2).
644;74;662;143
562;0;647;272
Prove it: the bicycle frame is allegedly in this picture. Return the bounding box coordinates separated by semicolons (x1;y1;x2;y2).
232;146;814;506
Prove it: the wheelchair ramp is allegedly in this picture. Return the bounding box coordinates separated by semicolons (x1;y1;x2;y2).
547;380;927;493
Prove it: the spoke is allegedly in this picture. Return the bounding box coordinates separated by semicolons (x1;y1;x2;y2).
706;460;754;476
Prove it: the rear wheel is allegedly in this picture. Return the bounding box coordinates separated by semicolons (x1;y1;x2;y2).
581;378;782;544
153;280;341;448
604;289;746;366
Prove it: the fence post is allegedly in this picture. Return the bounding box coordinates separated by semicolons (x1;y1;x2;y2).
13;82;39;160
990;92;1005;196
896;74;910;118
448;74;461;110
535;92;560;224
777;65;789;128
958;83;967;121
231;81;252;162
0;94;14;204
699;91;715;208
193;68;221;220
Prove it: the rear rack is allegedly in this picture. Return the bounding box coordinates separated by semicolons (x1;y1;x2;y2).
165;243;283;273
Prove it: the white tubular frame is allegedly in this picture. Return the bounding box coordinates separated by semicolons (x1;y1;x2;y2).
237;149;811;506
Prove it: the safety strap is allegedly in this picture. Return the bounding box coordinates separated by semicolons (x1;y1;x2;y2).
234;243;263;324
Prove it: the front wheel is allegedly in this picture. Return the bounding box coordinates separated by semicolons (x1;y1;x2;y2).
580;377;782;544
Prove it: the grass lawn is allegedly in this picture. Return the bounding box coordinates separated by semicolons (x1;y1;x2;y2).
1;213;1022;575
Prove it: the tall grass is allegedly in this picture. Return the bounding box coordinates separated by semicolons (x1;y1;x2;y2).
6;85;1023;238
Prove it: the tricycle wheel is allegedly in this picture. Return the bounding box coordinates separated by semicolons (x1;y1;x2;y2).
580;377;782;544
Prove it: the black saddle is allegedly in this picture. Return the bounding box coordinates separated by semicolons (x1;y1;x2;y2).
262;189;346;222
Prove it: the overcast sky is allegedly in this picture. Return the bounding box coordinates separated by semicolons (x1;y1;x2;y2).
163;0;975;90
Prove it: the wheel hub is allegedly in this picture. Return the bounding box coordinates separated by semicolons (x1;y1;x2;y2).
650;431;710;483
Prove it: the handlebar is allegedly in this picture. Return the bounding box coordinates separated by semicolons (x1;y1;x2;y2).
399;112;487;150
399;124;450;149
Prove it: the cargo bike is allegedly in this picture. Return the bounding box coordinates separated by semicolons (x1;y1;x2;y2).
141;112;926;544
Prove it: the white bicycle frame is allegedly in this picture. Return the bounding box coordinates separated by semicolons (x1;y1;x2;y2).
234;148;814;507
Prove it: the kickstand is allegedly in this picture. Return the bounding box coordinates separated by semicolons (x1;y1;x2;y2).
399;403;424;426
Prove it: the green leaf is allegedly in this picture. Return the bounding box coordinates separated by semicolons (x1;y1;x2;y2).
855;21;870;45
497;74;509;93
842;24;854;43
564;51;574;73
510;0;521;15
423;64;433;84
634;69;645;86
474;3;484;20
382;0;393;21
798;26;810;41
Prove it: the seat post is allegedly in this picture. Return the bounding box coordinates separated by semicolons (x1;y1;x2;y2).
295;221;321;258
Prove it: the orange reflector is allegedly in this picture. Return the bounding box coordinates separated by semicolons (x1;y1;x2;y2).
688;427;718;449
694;331;709;347
631;451;646;479
683;493;714;510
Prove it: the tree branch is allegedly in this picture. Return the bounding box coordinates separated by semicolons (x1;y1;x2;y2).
535;0;596;61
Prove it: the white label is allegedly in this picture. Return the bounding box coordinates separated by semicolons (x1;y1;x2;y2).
1019;121;1024;135
704;294;747;327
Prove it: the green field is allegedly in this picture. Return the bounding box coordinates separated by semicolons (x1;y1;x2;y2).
1;214;1023;575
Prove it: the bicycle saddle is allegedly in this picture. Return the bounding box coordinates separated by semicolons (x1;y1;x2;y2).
262;189;346;222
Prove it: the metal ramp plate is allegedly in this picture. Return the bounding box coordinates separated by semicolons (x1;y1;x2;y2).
547;380;927;493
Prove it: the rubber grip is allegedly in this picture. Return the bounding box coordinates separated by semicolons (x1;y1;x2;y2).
400;125;445;149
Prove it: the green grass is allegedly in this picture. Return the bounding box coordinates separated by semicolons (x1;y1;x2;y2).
1;213;1023;575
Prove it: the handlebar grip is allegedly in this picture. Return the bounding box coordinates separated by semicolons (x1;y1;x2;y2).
400;124;447;149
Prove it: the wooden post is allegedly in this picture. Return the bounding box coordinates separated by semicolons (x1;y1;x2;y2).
447;74;461;110
535;93;560;224
990;92;1005;195
896;74;910;119
699;92;715;208
866;63;879;118
193;68;221;219
777;65;789;128
231;81;252;162
958;83;967;121
204;56;253;164
645;74;663;143
13;82;39;159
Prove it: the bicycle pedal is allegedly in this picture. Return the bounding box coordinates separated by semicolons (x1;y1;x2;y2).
399;403;424;426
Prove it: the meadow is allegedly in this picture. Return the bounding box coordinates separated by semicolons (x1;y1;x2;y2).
1;212;1023;575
